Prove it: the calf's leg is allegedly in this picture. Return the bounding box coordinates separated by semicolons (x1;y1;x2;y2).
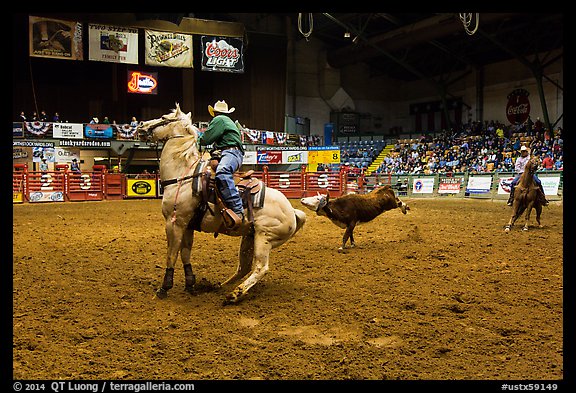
340;222;357;251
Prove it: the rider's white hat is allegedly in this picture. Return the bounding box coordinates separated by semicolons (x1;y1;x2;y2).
208;100;235;117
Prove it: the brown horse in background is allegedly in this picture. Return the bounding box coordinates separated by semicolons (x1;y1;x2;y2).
504;156;546;232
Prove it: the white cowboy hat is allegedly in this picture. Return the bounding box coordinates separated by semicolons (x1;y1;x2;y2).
208;100;235;117
520;145;528;151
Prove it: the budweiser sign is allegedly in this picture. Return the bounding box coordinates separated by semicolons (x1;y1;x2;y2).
200;36;244;73
506;88;531;125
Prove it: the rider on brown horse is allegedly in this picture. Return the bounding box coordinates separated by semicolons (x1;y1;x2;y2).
507;145;548;206
198;100;245;229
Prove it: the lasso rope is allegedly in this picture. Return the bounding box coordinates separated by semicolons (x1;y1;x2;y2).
298;13;313;41
459;13;479;35
170;156;201;224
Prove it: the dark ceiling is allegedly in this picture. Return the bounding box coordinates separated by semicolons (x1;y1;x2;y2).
61;12;564;83
198;12;563;83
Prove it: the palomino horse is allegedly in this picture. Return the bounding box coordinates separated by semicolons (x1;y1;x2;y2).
137;104;307;304
504;156;545;232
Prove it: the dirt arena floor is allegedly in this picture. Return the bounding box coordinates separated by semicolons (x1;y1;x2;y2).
12;196;564;382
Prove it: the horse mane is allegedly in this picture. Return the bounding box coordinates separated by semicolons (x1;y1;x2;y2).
158;106;201;163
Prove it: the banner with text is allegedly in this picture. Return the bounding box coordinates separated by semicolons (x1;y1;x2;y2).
466;175;493;193
52;123;84;139
89;24;139;64
200;36;244;73
438;177;463;194
144;29;193;68
29;16;83;60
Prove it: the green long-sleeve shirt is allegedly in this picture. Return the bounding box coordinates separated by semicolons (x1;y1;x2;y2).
199;115;244;153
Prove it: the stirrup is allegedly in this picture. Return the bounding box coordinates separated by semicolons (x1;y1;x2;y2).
222;208;243;229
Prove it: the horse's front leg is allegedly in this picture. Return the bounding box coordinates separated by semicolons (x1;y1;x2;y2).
504;214;516;232
220;233;254;289
180;227;196;293
157;220;186;299
505;203;524;232
224;233;270;305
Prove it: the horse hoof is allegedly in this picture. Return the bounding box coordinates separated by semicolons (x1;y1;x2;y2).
184;286;196;294
504;227;510;233
156;288;168;299
337;247;345;253
522;227;529;231
223;293;240;305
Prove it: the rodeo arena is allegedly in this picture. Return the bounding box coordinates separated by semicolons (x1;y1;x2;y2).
11;12;568;389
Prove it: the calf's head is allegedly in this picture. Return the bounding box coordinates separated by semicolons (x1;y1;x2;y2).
300;192;329;214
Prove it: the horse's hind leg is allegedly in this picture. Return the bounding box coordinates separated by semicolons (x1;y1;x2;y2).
157;221;186;298
224;233;271;305
522;203;535;231
220;233;254;288
180;227;196;293
535;204;543;228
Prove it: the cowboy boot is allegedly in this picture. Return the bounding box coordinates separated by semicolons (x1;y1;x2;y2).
538;184;549;206
507;187;515;206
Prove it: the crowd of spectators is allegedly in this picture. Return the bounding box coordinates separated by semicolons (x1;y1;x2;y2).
373;120;563;175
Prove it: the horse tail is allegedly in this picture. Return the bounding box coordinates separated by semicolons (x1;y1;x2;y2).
293;209;307;235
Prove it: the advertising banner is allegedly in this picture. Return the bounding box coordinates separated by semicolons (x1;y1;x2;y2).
438;177;463;194
127;71;158;95
52;123;84;139
257;150;282;164
89;24;139;64
200;36;244;73
126;179;157;198
85;124;114;139
243;151;257;165
13;122;24;138
282;150;308;165
540;176;561;196
307;146;341;165
144;29;193;68
466;175;493;193
29;16;83;60
412;177;435;194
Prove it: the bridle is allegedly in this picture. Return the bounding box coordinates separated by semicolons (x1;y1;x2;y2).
138;116;185;143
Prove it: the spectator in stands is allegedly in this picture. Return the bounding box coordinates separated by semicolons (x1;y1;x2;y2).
52;112;60;122
70;158;81;173
31;112;38;121
507;146;547;206
90;117;99;124
130;116;139;128
102;116;111;124
554;156;563;170
40;110;48;122
541;153;554;170
135;169;151;179
39;158;49;173
495;163;506;173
